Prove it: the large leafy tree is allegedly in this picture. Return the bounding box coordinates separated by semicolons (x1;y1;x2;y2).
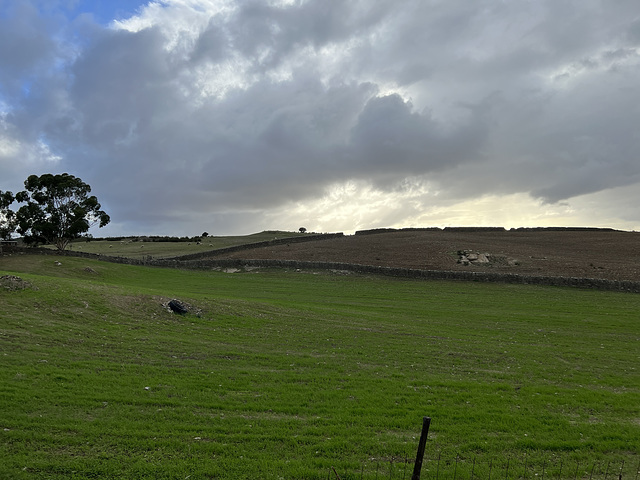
0;190;15;240
14;173;110;251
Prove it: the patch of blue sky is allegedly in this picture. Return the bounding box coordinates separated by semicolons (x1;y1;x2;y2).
64;0;151;26
21;82;32;98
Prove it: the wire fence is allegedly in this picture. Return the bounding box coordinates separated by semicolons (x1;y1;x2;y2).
327;452;640;480
322;418;639;480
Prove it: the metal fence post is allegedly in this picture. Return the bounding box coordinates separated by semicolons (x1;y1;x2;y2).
411;417;431;480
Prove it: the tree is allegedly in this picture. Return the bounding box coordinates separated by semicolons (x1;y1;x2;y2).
14;173;110;251
0;190;15;240
299;227;307;233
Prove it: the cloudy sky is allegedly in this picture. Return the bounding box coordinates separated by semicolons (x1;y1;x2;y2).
1;0;639;236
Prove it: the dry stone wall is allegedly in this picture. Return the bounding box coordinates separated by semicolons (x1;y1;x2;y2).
7;246;640;293
167;233;344;261
164;258;640;293
355;227;442;235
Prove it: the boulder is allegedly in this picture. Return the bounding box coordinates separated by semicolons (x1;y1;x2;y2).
458;256;470;265
168;299;188;314
475;253;490;263
0;275;34;291
457;251;508;266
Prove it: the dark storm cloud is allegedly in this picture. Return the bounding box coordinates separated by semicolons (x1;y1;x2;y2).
207;0;392;70
349;94;487;182
1;0;640;234
0;2;57;94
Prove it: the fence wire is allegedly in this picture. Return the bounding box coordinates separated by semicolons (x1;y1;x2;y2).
327;453;640;480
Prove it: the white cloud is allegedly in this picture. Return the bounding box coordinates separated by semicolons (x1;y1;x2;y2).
2;0;640;236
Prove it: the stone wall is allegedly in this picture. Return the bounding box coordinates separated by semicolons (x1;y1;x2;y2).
355;226;623;234
161;258;640;293
510;227;621;232
355;227;442;235
167;232;345;261
443;227;507;232
7;247;640;293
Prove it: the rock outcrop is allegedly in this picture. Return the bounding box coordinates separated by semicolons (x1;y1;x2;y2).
457;250;519;267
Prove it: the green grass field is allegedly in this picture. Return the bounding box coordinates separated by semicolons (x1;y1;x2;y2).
1;254;639;479
54;231;306;259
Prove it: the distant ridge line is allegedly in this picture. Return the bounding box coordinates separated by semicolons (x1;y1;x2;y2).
355;226;623;235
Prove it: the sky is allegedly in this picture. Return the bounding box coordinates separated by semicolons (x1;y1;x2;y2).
1;0;639;237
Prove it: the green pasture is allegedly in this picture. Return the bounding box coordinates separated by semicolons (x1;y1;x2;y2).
49;230;305;259
1;254;639;479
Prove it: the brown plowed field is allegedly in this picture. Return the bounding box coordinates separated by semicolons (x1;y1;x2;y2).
209;229;640;282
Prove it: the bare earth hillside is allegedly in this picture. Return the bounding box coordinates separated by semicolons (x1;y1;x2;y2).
207;229;640;282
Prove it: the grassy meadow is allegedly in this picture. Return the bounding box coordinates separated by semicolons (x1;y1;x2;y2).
54;231;306;259
1;253;639;479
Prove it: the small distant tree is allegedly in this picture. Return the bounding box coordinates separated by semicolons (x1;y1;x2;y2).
299;227;307;233
0;190;15;240
14;173;110;251
202;232;209;237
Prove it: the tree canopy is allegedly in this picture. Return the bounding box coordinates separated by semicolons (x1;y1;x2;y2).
0;190;15;240
10;173;110;251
